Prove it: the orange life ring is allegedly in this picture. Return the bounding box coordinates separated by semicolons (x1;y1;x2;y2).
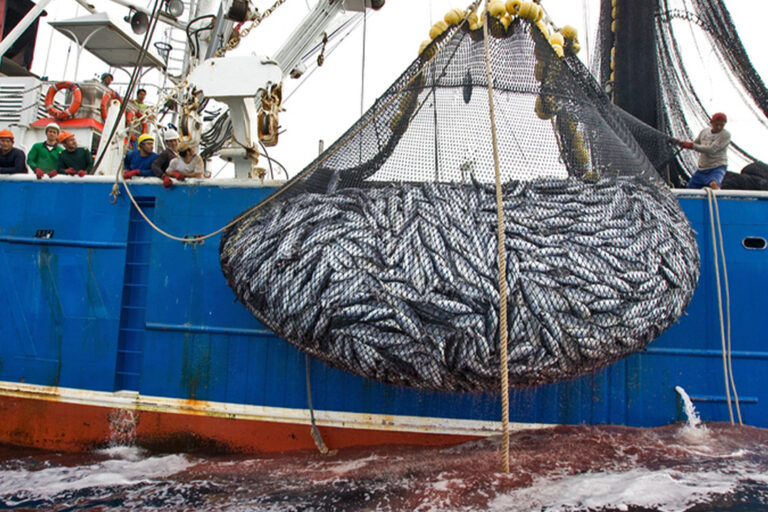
100;90;121;120
44;82;82;120
125;109;148;142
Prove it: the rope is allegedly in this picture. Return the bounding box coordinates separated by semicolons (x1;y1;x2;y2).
224;0;483;228
118;172;243;242
706;188;742;424
705;188;741;424
482;2;510;474
305;354;337;455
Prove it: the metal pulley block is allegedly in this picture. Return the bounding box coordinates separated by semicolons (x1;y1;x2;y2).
257;85;282;147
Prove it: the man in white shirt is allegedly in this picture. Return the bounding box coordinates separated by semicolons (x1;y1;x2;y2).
677;112;731;189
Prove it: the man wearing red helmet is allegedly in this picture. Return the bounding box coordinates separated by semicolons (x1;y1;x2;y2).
677;112;731;189
0;129;26;174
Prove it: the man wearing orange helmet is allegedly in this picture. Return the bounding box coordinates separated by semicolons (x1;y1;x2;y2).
0;129;26;174
57;131;93;177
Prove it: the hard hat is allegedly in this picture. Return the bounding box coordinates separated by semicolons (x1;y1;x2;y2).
711;112;727;123
45;122;61;134
0;129;14;140
58;131;75;143
138;133;154;145
100;72;113;82
163;129;179;141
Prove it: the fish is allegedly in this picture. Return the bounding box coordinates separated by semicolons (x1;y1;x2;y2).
220;176;700;392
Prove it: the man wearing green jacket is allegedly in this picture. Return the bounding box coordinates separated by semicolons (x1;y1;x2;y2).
27;123;63;178
57;131;93;177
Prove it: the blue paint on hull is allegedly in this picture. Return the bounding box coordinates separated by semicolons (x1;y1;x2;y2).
0;179;765;429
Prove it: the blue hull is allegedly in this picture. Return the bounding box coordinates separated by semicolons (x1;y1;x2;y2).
0;177;765;451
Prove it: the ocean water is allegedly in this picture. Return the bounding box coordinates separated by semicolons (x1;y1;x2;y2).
1;416;768;511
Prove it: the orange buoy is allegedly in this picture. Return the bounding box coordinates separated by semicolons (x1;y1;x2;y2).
100;90;122;120
44;82;82;120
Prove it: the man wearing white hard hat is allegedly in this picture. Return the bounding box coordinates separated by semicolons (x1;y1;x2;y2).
151;129;180;187
27;123;63;179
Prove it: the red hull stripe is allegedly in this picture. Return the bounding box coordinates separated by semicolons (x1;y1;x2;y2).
0;382;551;453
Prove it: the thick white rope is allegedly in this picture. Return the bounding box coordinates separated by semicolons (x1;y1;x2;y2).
705;188;739;424
708;188;742;424
482;3;510;474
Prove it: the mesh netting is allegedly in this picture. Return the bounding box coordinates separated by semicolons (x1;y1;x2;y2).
597;0;768;184
220;15;700;392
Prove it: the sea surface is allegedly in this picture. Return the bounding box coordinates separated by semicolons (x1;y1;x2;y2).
2;413;768;512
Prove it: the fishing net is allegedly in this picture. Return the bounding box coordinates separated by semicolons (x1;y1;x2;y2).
597;0;768;184
220;11;700;392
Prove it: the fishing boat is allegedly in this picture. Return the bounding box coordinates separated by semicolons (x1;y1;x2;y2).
0;0;766;454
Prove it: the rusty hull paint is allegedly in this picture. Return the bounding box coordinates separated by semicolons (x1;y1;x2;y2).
0;393;479;454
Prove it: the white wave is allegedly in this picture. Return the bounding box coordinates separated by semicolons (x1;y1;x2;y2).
487;464;768;512
0;452;192;499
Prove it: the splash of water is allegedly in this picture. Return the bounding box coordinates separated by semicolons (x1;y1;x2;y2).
675;385;703;429
676;385;711;448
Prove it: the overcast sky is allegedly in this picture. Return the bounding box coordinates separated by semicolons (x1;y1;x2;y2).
30;0;768;176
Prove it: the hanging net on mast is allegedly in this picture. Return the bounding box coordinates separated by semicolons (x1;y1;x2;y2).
220;9;699;392
594;0;768;187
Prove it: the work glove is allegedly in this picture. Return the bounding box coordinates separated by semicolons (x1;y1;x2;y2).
35;168;44;180
171;171;185;181
679;141;694;150
123;170;141;179
77;170;87;177
162;175;173;188
65;167;76;176
48;170;58;178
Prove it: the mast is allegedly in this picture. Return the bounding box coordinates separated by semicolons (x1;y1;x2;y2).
611;1;660;129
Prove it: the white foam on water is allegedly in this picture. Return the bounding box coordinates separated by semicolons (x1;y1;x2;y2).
0;452;192;499
487;463;768;512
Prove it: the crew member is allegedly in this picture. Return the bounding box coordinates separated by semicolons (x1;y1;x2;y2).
123;133;158;179
166;142;205;182
57;131;93;176
27;123;63;178
151;129;180;184
101;72;114;88
677;112;731;189
135;88;149;112
0;129;26;174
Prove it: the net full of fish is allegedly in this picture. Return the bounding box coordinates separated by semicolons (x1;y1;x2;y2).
220;176;699;392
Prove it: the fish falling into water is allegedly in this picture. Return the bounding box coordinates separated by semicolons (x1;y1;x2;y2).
220;176;699;392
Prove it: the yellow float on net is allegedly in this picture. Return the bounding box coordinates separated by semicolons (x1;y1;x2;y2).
535;95;556;120
506;0;522;15
418;39;432;55
549;32;565;47
574;146;590;166
469;12;482;30
429;20;449;39
535;20;550;38
444;8;464;25
551;43;564;58
501;13;512;29
517;1;535;20
561;25;578;40
489;0;506;18
572;40;581;54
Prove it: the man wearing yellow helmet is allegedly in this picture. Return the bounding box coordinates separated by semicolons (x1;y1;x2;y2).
123;132;158;179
